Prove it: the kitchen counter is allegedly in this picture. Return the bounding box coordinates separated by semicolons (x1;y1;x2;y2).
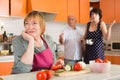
0;55;14;62
0;50;119;62
0;65;120;80
0;55;14;76
105;51;120;56
56;51;120;58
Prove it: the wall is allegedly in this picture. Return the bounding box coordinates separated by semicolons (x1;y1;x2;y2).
0;17;86;43
110;23;120;41
103;23;120;44
1;17;119;44
0;17;24;35
45;22;86;43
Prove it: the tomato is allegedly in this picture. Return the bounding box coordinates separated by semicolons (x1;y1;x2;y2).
78;61;86;69
51;62;63;71
95;58;103;63
36;71;47;80
44;70;52;79
103;59;110;63
73;62;82;71
55;61;63;69
56;64;63;69
51;65;59;71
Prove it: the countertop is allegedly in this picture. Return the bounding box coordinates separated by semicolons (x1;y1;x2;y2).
0;51;120;62
0;65;120;80
0;50;120;62
0;55;14;62
105;51;120;56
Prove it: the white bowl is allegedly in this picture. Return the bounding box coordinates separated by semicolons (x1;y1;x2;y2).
89;60;111;73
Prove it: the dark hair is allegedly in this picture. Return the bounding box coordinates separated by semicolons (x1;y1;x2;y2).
24;11;45;35
90;8;102;20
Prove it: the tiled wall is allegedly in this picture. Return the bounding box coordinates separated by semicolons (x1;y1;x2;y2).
104;23;120;44
0;17;24;35
45;22;86;43
0;17;119;44
0;17;86;43
110;23;120;41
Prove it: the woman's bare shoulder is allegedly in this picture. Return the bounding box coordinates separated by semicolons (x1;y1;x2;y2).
100;21;106;28
100;21;106;25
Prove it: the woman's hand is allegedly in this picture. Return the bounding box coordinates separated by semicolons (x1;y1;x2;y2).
109;20;116;28
101;20;116;40
22;30;34;42
51;58;64;70
21;30;35;64
54;58;64;66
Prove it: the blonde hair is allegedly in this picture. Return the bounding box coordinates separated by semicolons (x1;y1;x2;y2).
24;11;45;35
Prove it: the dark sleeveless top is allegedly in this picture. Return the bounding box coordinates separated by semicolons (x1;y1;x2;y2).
84;21;105;64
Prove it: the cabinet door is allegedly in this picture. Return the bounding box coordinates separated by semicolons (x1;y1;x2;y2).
105;55;114;64
105;55;120;65
68;0;79;22
114;56;120;65
100;0;115;24
115;0;120;23
79;0;90;24
27;0;89;22
11;0;27;17
0;62;14;76
0;0;9;16
28;0;56;13
54;0;68;22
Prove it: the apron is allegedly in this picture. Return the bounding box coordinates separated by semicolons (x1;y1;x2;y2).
32;36;53;71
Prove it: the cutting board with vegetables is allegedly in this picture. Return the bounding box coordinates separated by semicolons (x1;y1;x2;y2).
53;69;91;77
51;61;91;77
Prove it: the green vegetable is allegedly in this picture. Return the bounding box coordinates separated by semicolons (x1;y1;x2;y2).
55;69;64;73
64;64;72;71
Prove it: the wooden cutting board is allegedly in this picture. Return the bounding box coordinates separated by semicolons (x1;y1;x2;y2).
53;69;91;77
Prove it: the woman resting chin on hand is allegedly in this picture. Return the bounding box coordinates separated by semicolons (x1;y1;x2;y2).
12;11;60;74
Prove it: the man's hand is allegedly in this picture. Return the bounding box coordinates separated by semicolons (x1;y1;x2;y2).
59;33;64;44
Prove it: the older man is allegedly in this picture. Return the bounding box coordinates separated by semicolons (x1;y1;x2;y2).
59;15;83;65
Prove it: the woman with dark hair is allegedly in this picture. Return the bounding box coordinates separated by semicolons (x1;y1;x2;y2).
12;11;63;73
82;8;115;64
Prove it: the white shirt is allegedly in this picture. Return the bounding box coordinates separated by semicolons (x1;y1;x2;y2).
63;26;83;60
